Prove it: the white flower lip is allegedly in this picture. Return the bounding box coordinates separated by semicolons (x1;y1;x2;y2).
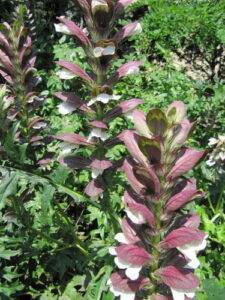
87;93;121;106
114;232;129;244
87;128;107;141
171;287;196;300
91;0;108;10
91;167;103;179
57;102;76;115
114;257;142;280
125;66;140;75
177;233;208;269
58;142;78;155
56;69;76;80
208;137;218;146
125;208;147;224
109;285;135;300
131;22;142;35
32;122;47;129
54;23;73;35
93;45;116;57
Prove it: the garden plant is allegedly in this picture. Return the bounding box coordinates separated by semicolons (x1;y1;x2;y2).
0;0;224;299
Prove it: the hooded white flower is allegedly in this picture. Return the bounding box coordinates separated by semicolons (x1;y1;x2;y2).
130;22;142;36
87;93;121;106
107;279;135;300
91;0;108;10
109;247;142;280
91;167;103;179
177;233;208;269
124;111;134;121
114;232;129;244
171;287;195;300
54;23;73;35
125;208;147;225
57;102;76;115
56;69;76;80
87;128;107;141
93;45;116;57
208;137;218;146
58;142;78;155
125;66;140;76
32;122;47;129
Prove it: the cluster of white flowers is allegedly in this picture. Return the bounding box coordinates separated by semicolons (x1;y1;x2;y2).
206;135;225;174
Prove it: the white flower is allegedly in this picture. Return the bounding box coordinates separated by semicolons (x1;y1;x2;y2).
177;233;208;269
124;111;134;120
93;45;116;57
208;137;218;146
91;167;103;179
171;287;195;300
219;152;225;161
90;193;103;201
218;135;225;142
57;102;76;115
54;23;72;35
87;93;121;106
125;208;146;225
92;0;108;10
56;69;76;80
107;279;135;300
130;22;142;36
115;232;129;244
32;122;47;129
206;156;215;167
125;66;140;75
109;247;142;280
58;142;78;155
87;128;107;141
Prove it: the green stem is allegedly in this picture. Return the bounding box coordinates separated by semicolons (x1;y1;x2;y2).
215;181;225;213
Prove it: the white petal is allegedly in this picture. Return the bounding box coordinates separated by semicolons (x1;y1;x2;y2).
124;111;133;120
115;257;130;269
125;208;146;224
56;69;76;80
58;142;78;155
93;47;104;57
57;102;76;115
218;135;225;142
125;265;142;280
87;98;96;106
219;152;225;161
109;247;117;255
130;22;142;35
206;158;215;166
185;257;200;269
32;122;47;129
109;286;135;300
208;137;218;146
54;23;73;35
88;128;107;141
125;66;140;75
115;233;129;244
91;167;103;179
92;0;108;10
170;288;185;300
103;45;115;56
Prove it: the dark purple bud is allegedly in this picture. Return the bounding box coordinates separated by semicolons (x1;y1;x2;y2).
114;21;142;42
138;136;161;164
90;158;112;170
133;166;160;194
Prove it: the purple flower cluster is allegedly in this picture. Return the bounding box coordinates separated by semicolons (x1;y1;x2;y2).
108;101;207;299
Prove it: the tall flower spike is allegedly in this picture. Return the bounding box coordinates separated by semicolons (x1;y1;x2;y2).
54;0;144;201
109;101;207;299
0;5;44;142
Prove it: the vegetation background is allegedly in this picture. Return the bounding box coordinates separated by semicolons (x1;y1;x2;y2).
0;0;224;299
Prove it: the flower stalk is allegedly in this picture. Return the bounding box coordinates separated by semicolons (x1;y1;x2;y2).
108;101;208;300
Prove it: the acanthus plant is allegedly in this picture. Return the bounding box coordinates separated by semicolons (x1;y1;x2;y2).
0;5;46;145
53;0;143;206
108;102;208;300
